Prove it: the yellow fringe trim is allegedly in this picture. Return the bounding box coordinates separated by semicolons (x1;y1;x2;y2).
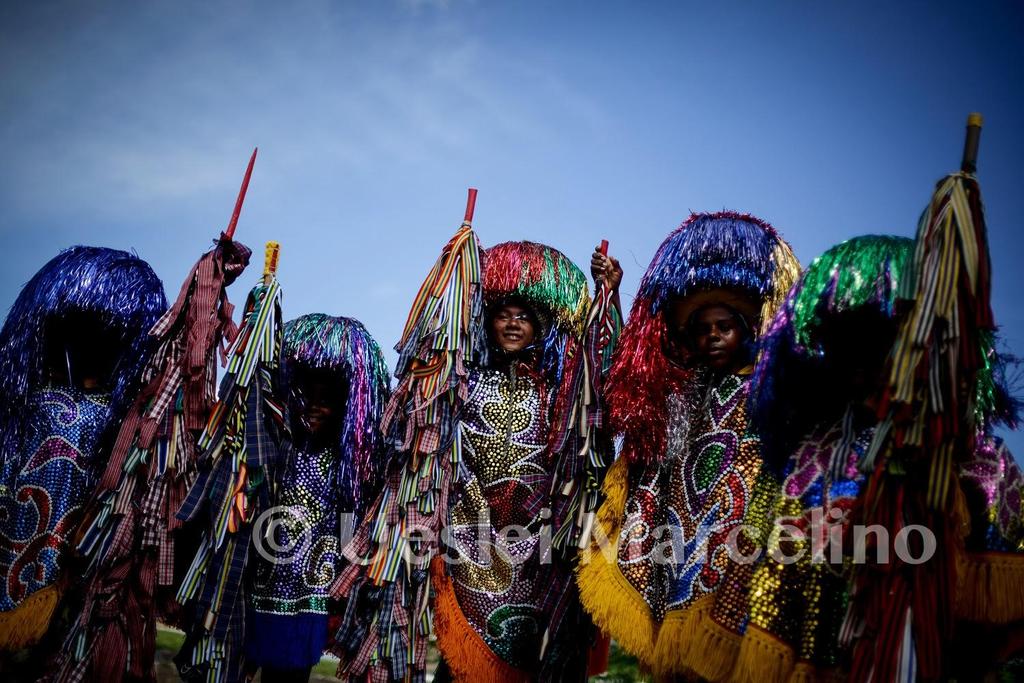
653;594;741;681
576;458;659;667
956;551;1024;623
429;557;529;683
730;624;795;683
0;583;60;652
787;661;818;683
596;455;629;530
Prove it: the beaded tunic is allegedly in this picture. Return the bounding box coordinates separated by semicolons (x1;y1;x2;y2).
246;444;343;669
0;386;111;611
662;372;764;617
960;435;1024;554
444;366;562;671
743;417;874;670
612;371;763;627
251;445;342;616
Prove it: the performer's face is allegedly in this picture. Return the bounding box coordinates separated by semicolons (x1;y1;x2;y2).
43;314;120;391
292;368;346;440
690;305;746;373
491;304;537;353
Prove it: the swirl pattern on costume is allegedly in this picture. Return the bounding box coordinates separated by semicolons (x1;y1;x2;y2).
447;368;558;669
250;446;342;616
664;372;762;611
0;387;110;611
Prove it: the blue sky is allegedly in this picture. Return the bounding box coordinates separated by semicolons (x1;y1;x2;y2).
1;0;1022;451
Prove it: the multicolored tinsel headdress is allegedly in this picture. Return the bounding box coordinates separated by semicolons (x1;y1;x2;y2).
283;314;390;516
750;235;913;469
607;211;800;464
482;240;590;385
0;246;167;467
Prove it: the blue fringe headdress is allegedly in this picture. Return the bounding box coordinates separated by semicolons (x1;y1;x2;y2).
0;246;167;469
607;211;800;465
749;234;913;470
282;314;390;518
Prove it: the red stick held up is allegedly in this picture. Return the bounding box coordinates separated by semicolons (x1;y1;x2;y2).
225;147;258;240
599;239;609;257
464;188;478;224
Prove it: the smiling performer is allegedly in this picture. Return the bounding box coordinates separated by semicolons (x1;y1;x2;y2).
576;212;799;677
331;191;622;682
0;247;166;658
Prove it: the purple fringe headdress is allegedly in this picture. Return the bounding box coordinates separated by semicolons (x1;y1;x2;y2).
283;313;390;517
0;246;166;469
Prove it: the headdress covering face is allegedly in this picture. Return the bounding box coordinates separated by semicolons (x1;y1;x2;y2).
606;211;800;465
482;240;590;387
0;246;167;469
750;234;912;470
281;313;390;518
0;246;165;625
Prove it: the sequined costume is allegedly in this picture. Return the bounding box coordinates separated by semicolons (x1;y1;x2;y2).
0;387;111;611
440;367;554;670
0;247;166;653
737;418;874;681
247;445;343;668
245;314;389;674
577;212;799;677
725;235;913;683
331;215;620;682
52;236;251;683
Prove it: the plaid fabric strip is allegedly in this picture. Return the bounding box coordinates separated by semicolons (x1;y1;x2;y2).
139;475;164;547
243;370;276;468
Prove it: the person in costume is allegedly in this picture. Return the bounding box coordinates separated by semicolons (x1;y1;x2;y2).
846;126;1024;682
50;234;252;683
0;247;166;664
331;199;622;683
576;211;799;679
244;313;389;683
717;235;915;683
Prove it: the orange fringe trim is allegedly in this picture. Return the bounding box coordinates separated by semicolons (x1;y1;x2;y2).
0;584;60;652
956;551;1024;624
429;556;530;683
575;458;660;667
653;594;741;681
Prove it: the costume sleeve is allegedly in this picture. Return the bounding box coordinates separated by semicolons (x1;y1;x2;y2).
329;224;485;683
599;301;624;374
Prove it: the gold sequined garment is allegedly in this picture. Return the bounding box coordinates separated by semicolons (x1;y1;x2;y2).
445;367;565;671
743;418;874;670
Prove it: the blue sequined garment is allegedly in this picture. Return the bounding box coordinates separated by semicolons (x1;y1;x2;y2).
245;444;342;670
0;386;111;611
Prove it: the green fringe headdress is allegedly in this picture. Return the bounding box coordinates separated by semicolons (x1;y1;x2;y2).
750;235;913;469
